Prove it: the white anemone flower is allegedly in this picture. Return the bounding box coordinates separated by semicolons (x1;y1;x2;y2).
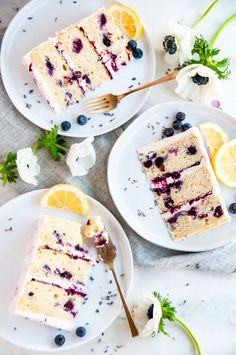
16;148;40;186
132;293;162;338
163;21;195;66
66;136;96;177
175;63;222;105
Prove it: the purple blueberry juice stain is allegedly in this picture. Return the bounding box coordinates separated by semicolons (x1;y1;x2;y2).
214;205;223;217
168;147;178;155
187;145;197;155
53;230;63;244
42;264;51;274
55;268;72;280
164;198;174;209
72;38;83;53
45;57;54;76
64;299;74;312
82;74;91;85
99;13;107;28
198;213;208;219
110;53;118;72
29;63;32;72
188;207;197;217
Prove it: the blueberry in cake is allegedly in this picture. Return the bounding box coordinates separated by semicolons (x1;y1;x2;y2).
138;127;230;240
84;216;109;248
24;7;132;112
10;216;92;331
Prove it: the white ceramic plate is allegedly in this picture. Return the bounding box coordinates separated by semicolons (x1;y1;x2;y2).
0;0;155;138
0;189;133;352
108;101;236;252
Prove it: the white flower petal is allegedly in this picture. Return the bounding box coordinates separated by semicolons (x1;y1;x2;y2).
175;64;222;105
16;148;40;186
164;21;194;65
132;293;162;338
66;136;96;177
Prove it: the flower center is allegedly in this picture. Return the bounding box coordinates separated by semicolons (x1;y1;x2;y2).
147;304;154;319
191;73;209;85
163;35;177;55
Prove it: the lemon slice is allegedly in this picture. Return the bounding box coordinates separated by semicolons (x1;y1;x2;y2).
108;3;143;40
199;122;229;157
212;139;236;187
41;184;90;215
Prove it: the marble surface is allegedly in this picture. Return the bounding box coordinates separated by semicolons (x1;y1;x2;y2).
1;0;236;354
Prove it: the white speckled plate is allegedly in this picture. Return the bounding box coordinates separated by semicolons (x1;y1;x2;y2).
0;189;133;352
108;101;236;252
0;0;155;137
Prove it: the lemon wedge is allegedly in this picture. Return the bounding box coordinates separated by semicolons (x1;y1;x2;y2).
41;184;90;215
108;3;143;40
199;122;228;157
212;139;236;188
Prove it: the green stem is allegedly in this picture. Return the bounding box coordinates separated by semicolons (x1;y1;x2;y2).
210;14;236;47
174;316;202;355
192;0;219;29
55;144;68;153
32;143;40;154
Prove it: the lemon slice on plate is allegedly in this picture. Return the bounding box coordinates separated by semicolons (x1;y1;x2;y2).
108;3;143;40
41;184;90;215
212;139;236;188
199;122;229;157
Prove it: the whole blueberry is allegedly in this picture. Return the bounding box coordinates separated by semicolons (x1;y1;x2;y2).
76;326;86;337
155;156;164;168
132;48;143;59
55;334;65;346
172;120;182;130
77;115;88;125
163;127;174;137
229;203;236;214
61;121;71;131
128;40;137;50
176;112;186;121
181;123;192;132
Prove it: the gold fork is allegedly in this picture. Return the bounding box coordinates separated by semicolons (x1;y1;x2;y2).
97;238;139;337
85;70;179;114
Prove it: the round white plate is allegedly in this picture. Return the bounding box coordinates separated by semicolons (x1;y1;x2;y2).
0;190;133;352
0;0;155;138
108;101;236;252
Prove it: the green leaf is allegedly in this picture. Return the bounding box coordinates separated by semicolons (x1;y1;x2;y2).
153;291;176;335
0;152;18;185
37;125;68;161
188;36;231;80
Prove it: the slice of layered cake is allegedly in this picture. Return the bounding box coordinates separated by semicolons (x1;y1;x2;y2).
55;25;110;91
10;216;91;330
138;127;230;240
84;216;109;248
79;8;131;78
24;41;84;112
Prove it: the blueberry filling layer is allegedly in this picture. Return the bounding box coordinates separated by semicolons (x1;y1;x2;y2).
152;180;183;196
30;278;87;298
43;245;91;263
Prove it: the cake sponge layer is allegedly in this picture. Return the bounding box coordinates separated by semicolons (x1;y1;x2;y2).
79;8;130;76
55;25;109;90
138;127;204;180
163;193;230;240
14;280;84;331
152;164;213;212
24;40;84;112
29;247;91;285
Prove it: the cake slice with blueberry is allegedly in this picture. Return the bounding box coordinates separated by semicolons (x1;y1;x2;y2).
79;7;131;78
24;40;84;112
55;24;110;91
138;127;230;240
84;216;109;248
10;216;91;331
